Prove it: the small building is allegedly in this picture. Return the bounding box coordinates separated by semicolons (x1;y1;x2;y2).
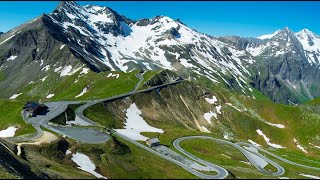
146;138;160;147
22;102;48;118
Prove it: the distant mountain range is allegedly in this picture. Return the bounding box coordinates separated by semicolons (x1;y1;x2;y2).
0;1;320;104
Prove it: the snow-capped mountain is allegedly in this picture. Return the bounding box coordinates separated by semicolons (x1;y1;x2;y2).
219;27;320;104
256;29;281;40
247;27;319;63
1;1;320;104
47;1;254;88
296;28;320;65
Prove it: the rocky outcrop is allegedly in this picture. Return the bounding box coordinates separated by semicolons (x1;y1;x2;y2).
145;69;182;87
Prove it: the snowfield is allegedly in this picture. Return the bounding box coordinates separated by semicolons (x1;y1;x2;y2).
0;127;18;137
71;153;107;179
256;129;285;149
9;93;22;99
115;103;164;141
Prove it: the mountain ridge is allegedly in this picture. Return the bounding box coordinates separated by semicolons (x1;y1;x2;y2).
0;1;320;104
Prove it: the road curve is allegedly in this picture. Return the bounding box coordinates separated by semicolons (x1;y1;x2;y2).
74;79;185;126
237;142;320;171
111;130;228;179
173;136;285;176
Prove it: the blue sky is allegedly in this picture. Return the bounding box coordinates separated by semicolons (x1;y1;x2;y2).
0;1;319;37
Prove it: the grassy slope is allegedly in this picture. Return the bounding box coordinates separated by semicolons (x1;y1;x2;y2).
179;139;273;179
70;137;197;179
1;70;139;136
84;73;320;178
2;69;320;178
0;99;36;136
16;70;139;102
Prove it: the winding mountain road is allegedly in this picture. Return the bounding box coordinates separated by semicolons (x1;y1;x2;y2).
173;136;285;177
10;72;320;179
111;130;229;179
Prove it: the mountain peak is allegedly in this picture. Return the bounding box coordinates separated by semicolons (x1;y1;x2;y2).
279;26;293;34
56;1;81;11
256;29;281;40
296;28;318;38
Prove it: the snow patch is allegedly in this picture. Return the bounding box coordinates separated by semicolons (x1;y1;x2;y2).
216;105;222;114
6;55;17;61
115;103;164;141
257;30;281;40
266;122;285;129
41;65;50;72
66;150;72;155
40;76;47;82
256;129;285;149
201;126;211;133
71;153;107;179
54;66;63;73
46;94;55;99
0;127;18;137
9;93;22;99
205;95;218;104
79;68;90;77
294;138;308;153
60;44;66;50
107;72;120;79
223;134;229;140
60;65;73;77
203;111;217;124
75;87;88;98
